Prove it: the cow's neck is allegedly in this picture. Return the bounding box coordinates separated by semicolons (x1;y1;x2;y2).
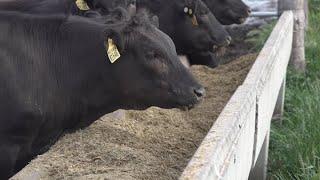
0;12;122;126
56;18;123;126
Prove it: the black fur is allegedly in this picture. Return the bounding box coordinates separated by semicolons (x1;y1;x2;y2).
0;10;203;179
136;0;231;67
202;0;251;25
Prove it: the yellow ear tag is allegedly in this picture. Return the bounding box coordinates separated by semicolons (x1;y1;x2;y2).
188;9;193;15
106;38;121;63
191;15;198;26
75;0;90;11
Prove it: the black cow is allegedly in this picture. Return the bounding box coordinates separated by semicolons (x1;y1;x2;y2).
0;0;98;17
0;0;154;28
135;0;231;68
0;0;230;68
0;9;204;179
0;0;136;17
202;0;251;25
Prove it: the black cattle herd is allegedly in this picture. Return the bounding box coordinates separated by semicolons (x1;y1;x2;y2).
0;0;250;178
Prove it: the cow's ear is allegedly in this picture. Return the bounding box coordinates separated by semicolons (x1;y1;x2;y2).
104;29;124;53
127;0;137;16
104;29;124;63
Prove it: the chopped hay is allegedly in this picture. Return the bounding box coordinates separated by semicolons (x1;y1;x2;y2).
17;53;257;180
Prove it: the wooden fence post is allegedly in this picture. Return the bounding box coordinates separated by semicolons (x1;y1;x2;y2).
304;0;309;28
278;0;306;72
249;131;270;180
272;78;286;124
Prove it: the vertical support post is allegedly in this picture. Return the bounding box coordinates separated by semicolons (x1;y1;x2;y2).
304;0;309;28
278;0;306;72
272;78;286;124
249;131;270;180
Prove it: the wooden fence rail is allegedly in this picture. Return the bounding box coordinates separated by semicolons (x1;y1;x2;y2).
180;11;294;180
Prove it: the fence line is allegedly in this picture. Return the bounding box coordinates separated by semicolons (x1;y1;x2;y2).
180;11;294;180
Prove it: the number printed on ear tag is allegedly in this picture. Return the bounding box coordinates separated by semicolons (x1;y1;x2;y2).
106;38;121;63
76;0;90;11
191;15;198;26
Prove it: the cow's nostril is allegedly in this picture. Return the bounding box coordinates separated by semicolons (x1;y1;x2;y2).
194;87;205;98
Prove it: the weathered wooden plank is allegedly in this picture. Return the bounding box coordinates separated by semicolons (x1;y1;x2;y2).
248;131;270;180
180;85;256;180
273;78;286;123
243;11;294;165
181;12;294;180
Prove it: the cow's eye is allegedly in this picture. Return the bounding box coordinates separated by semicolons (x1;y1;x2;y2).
146;51;161;59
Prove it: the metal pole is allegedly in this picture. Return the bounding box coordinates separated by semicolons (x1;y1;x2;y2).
250;11;278;17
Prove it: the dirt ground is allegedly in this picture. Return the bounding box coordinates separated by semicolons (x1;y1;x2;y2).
20;52;257;180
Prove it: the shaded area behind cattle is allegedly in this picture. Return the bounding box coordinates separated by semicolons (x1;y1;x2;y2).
12;53;257;180
217;17;276;65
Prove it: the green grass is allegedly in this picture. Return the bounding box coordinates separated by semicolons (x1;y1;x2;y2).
246;20;277;51
268;0;320;179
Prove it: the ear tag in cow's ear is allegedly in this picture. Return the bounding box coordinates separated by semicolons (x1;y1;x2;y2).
106;38;121;63
188;9;193;16
75;0;90;11
191;15;198;26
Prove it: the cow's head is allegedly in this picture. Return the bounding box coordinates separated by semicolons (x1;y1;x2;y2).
139;0;231;56
204;0;251;25
99;9;205;110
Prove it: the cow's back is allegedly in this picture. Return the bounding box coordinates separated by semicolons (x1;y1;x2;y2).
0;12;108;161
0;0;75;14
